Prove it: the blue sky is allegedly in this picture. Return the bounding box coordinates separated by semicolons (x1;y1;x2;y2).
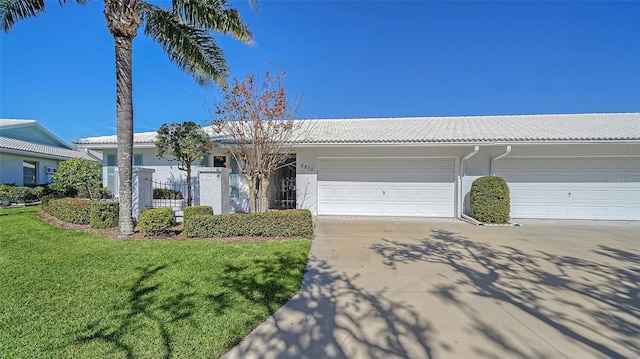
1;0;639;144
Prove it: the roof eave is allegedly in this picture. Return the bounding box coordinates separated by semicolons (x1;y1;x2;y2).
292;139;640;147
74;142;158;149
0;147;86;161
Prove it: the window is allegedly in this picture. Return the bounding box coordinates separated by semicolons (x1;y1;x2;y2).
214;156;227;168
23;161;37;187
106;154;116;166
134;154;143;167
106;155;117;195
200;154;210;167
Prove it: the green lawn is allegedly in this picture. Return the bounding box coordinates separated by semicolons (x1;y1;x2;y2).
0;206;311;358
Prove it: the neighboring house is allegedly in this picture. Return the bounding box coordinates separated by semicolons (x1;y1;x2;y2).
0;119;100;186
74;113;640;220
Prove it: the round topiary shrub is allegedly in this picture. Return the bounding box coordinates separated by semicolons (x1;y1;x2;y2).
470;176;510;224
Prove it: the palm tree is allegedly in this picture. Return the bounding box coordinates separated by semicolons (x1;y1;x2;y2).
1;0;252;236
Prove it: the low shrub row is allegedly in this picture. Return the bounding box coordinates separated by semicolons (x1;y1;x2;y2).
43;198;93;225
44;197;119;228
0;183;111;206
0;184;59;204
184;209;313;238
90;202;119;229
183;206;213;223
138;207;174;235
43;200;315;238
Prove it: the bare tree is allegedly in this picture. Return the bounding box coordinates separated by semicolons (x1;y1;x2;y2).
212;69;301;213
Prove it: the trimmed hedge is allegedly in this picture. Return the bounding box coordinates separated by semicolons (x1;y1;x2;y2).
183;206;213;225
90;202;119;229
184;209;313;238
138;207;174;235
470;175;510;224
153;188;183;200
44;198;92;224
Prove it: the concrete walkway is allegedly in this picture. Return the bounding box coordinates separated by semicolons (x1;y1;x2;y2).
224;217;640;359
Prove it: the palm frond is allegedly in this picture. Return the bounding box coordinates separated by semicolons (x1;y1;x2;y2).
1;0;86;33
1;0;45;32
171;0;253;44
141;3;229;87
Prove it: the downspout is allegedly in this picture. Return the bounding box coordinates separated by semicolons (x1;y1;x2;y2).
458;146;479;219
490;145;512;175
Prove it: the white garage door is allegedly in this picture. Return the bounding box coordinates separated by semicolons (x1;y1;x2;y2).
495;158;640;220
318;158;455;217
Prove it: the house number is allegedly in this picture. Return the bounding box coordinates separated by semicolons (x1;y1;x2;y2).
300;163;315;172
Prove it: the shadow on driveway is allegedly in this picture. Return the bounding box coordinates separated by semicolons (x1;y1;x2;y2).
225;219;639;358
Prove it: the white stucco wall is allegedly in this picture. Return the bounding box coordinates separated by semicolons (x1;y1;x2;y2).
0;152;62;186
98;142;639;218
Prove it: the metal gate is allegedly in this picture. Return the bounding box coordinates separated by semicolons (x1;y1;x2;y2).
276;176;296;209
148;178;197;210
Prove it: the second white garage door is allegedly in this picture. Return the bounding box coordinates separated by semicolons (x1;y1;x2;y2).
496;158;640;220
317;158;455;217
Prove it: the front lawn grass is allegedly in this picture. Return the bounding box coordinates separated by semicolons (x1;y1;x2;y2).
0;206;311;358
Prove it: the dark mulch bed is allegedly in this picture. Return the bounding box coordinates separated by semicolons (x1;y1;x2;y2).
35;210;306;242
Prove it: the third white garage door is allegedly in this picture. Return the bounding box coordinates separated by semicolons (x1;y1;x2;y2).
317;158;455;217
495;158;640;220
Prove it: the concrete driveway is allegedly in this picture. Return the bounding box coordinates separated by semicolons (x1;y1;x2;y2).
225;217;640;359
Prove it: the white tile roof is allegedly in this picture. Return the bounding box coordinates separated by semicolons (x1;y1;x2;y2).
0;119;38;127
74;131;159;145
73;113;640;146
0;136;94;160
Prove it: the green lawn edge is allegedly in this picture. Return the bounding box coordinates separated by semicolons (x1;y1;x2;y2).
0;206;311;358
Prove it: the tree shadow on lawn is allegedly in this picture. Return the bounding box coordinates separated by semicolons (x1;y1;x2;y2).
76;264;197;359
370;229;639;359
73;252;308;358
224;255;436;359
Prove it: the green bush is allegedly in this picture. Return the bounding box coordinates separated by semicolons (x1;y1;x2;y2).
41;194;66;211
153;188;183;200
470;175;510;224
184;209;313;238
0;184;41;203
44;198;92;224
183;206;213;224
52;158;102;198
40;183;76;198
92;187;113;200
137;207;174;235
90;201;119;229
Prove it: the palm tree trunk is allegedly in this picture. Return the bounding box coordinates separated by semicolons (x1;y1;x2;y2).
115;35;135;237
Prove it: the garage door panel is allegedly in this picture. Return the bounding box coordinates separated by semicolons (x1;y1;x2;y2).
586;190;608;200
530;206;550;216
318;158;455;217
497;158;639;220
568;206;588;217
